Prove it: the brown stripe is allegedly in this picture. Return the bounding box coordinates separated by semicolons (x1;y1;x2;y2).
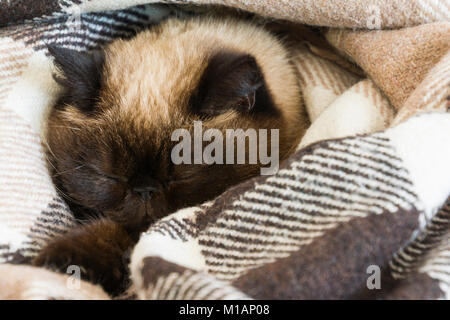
232;206;420;299
141;256;191;290
310;57;330;91
295;57;317;87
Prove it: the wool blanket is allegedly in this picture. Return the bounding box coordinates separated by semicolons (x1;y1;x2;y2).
0;0;449;300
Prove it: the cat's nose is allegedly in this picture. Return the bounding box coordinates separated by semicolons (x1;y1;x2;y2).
131;176;160;200
133;185;158;200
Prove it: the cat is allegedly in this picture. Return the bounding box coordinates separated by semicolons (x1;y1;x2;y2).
33;16;309;296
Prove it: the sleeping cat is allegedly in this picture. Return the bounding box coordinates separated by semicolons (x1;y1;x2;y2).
33;16;309;295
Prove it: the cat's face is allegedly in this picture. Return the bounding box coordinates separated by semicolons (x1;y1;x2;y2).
45;18;306;231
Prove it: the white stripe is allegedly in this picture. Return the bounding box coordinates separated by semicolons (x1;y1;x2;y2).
422;75;450;106
0;57;30;70
417;0;449;20
258;183;381;215
313;147;411;183
201;232;303;252
278;167;413;209
302;151;415;198
202;244;294;260
158;272;179;300
289;159;415;205
183;276;211;300
229;202;338;231
165;272;189;300
238;196;352;223
266;177;400;213
195;281;224;300
333;139;399;166
205;255;279;269
0;139;42;153
245;189;368;218
150;276;165;300
206;225;308;247
167;219;190;239
215;217;324;239
175;272;199;300
0;68;26;77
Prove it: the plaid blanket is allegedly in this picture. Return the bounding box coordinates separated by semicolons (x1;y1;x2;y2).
0;0;449;300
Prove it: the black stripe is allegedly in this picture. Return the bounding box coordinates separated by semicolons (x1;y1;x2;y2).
304;151;415;189
179;272;200;300
278;165;412;205
207;212;328;233
241;192;366;221
205;259;262;269
331;141;405;171
200;238;297;254
231;203;339;226
213;221;315;242
267;179;380;209
256;187;348;211
301;157;417;199
202;230;301;247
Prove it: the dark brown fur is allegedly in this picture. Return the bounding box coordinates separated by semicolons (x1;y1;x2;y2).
33;17;308;296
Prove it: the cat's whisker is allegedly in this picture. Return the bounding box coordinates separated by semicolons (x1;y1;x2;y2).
43;153;58;171
50;125;81;131
52;164;86;177
51;183;86;207
42;139;59;164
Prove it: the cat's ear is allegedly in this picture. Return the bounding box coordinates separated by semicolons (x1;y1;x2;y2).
192;51;275;117
48;45;105;113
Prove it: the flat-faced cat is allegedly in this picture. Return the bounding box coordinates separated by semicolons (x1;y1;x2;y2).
33;17;309;295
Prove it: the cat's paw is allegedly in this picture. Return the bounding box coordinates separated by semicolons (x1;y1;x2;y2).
33;237;84;274
32;219;135;296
